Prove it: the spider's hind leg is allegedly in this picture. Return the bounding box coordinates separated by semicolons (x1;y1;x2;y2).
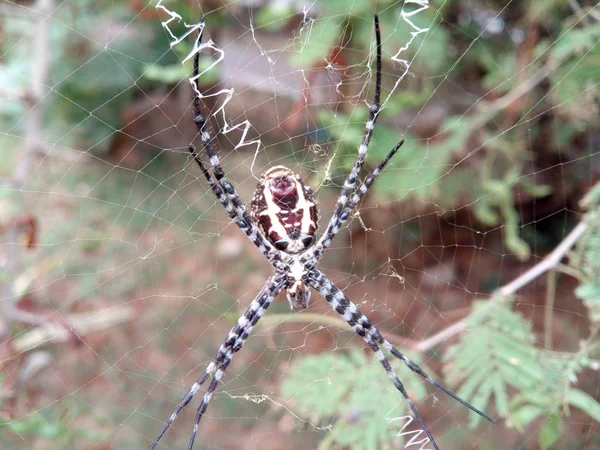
149;273;287;450
307;268;495;450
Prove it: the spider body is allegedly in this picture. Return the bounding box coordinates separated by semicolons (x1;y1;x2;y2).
251;165;318;254
252;165;318;310
150;15;494;450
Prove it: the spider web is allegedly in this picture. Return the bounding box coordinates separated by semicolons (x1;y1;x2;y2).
1;1;599;449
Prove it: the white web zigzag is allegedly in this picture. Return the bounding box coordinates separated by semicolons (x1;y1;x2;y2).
393;0;431;67
155;0;262;160
387;415;432;450
156;0;431;175
384;0;431;110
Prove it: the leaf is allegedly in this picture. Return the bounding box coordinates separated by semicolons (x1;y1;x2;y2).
566;389;600;422
539;415;564;450
444;302;539;427
510;404;545;429
255;3;294;32
549;24;600;61
575;283;600;322
316;0;373;17
280;350;431;450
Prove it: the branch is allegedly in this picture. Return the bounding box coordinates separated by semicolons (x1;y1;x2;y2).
11;306;135;353
567;0;600;24
413;220;588;353
1;0;54;333
255;221;588;356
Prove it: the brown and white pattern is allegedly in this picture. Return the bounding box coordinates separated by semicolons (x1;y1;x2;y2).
150;14;494;450
251;165;318;254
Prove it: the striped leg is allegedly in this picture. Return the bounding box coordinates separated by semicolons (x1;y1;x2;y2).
316;15;382;253
312;140;404;259
307;269;494;450
149;272;287;450
187;29;286;268
187;145;290;270
191;30;252;225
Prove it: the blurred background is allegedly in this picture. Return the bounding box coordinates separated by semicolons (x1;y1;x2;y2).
1;0;600;449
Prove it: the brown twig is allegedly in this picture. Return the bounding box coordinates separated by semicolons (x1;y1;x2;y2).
1;0;54;333
567;0;600;24
413;220;588;353
10;306;135;354
544;268;557;350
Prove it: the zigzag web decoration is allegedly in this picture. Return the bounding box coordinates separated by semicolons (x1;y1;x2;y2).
388;415;433;450
155;0;262;174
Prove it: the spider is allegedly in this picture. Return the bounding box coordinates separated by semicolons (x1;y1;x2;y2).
150;15;494;450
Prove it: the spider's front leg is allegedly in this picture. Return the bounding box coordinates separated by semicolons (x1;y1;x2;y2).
311;139;404;260
187;146;289;271
307;268;494;450
187;29;292;272
317;15;383;252
149;272;287;450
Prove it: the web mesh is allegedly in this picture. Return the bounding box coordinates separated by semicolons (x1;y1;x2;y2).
1;1;599;449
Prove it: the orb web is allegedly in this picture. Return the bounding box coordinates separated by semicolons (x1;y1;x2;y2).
1;1;599;449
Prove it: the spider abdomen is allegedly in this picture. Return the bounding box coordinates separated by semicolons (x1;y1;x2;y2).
251;165;318;254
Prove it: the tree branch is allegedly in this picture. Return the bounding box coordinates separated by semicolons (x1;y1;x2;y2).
1;0;55;333
413;220;588;353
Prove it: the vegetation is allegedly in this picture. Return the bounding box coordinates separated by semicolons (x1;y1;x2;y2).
0;1;599;449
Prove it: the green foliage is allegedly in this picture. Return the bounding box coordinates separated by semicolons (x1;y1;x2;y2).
319;106;550;259
539;22;600;138
280;350;430;450
445;298;600;448
259;0;451;74
573;185;600;322
290;16;345;68
445;300;537;427
142;36;220;85
2;400;108;446
255;3;295;32
280;1;600;266
0;0;171;153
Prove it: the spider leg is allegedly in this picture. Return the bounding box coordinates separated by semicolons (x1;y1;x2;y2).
316;15;382;251
187;29;290;271
307;269;494;449
313;139;404;259
149;272;287;450
190;30;252;225
362;327;440;450
187;145;289;270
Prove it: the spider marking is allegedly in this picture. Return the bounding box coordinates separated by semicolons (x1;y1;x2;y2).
150;14;494;450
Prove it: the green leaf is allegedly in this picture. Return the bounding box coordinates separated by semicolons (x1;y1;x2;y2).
575;283;600;322
315;0;373;17
255;4;294;32
549;24;600;61
539;415;564;450
445;302;540;427
280;350;430;450
567;389;600;422
511;404;545;428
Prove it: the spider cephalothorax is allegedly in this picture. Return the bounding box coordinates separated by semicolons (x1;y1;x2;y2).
251;165;318;254
151;15;493;450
